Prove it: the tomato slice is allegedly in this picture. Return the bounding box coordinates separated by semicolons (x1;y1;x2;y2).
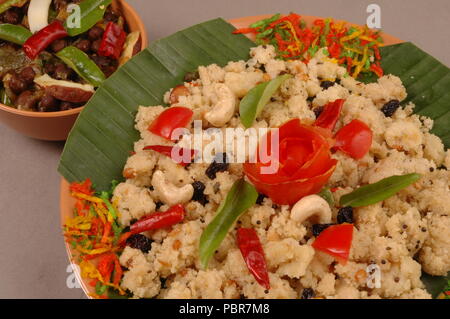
314;99;345;131
312;224;354;264
148;107;193;141
334;119;373;160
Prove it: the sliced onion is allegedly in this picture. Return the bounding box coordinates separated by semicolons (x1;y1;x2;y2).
28;0;52;33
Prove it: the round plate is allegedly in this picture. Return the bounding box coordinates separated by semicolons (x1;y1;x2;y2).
60;15;403;298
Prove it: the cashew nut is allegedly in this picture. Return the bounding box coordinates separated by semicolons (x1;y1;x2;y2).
151;170;194;206
204;83;236;127
290;195;332;224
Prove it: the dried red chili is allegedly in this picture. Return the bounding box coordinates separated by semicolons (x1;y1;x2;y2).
236;228;270;290
23;20;68;60
130;204;185;234
98;22;126;60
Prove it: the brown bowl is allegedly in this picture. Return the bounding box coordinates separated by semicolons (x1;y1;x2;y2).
0;0;148;141
60;15;403;298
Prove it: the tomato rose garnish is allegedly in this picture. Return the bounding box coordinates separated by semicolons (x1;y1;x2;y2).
243;119;337;205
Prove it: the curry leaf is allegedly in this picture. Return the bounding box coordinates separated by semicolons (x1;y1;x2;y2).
239;74;292;128
318;188;334;207
65;0;112;37
340;173;421;207
199;179;258;269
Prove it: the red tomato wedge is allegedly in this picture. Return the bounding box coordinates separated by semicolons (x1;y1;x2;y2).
314;99;345;131
312;224;354;264
334;120;373;160
237;228;270;290
148;107;193;141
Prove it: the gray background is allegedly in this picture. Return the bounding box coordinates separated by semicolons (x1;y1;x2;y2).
0;0;448;299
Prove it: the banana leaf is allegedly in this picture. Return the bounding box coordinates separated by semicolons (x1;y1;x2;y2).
58;18;254;190
58;20;450;297
360;42;450;149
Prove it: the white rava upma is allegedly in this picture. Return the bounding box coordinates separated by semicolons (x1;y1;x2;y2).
112;45;450;299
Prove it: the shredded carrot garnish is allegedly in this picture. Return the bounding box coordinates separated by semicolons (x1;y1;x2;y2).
63;180;127;299
232;13;384;78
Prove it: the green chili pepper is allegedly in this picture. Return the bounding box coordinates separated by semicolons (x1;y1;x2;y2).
249;13;281;29
100;190;118;218
56;46;106;87
340;173;422;208
199;179;258;269
0;24;32;45
1;88;12;106
239;74;292;128
0;0;25;15
95;281;107;295
65;0;112;37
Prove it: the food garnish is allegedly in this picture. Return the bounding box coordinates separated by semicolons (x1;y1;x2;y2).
317;188;334;207
239;74;292;128
236;228;270;290
23;20;68;59
0;23;31;44
65;0;113;36
339;173;422;207
129;204;186;234
63;179;126;299
56;46;106;87
233;13;384;78
334;119;373;159
148;106;194;140
314;99;344;131
312;223;354;264
199;179;258;269
243;119;337;205
98;21;126;60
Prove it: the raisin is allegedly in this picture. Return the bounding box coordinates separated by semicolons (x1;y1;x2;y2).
312;223;335;237
191;181;208;205
160;277;168;289
126;234;153;253
381;100;400;117
320;81;336;90
155;201;164;210
183;71;200;82
301;288;315;299
337;206;353;224
256;193;267;205
205;153;229;180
